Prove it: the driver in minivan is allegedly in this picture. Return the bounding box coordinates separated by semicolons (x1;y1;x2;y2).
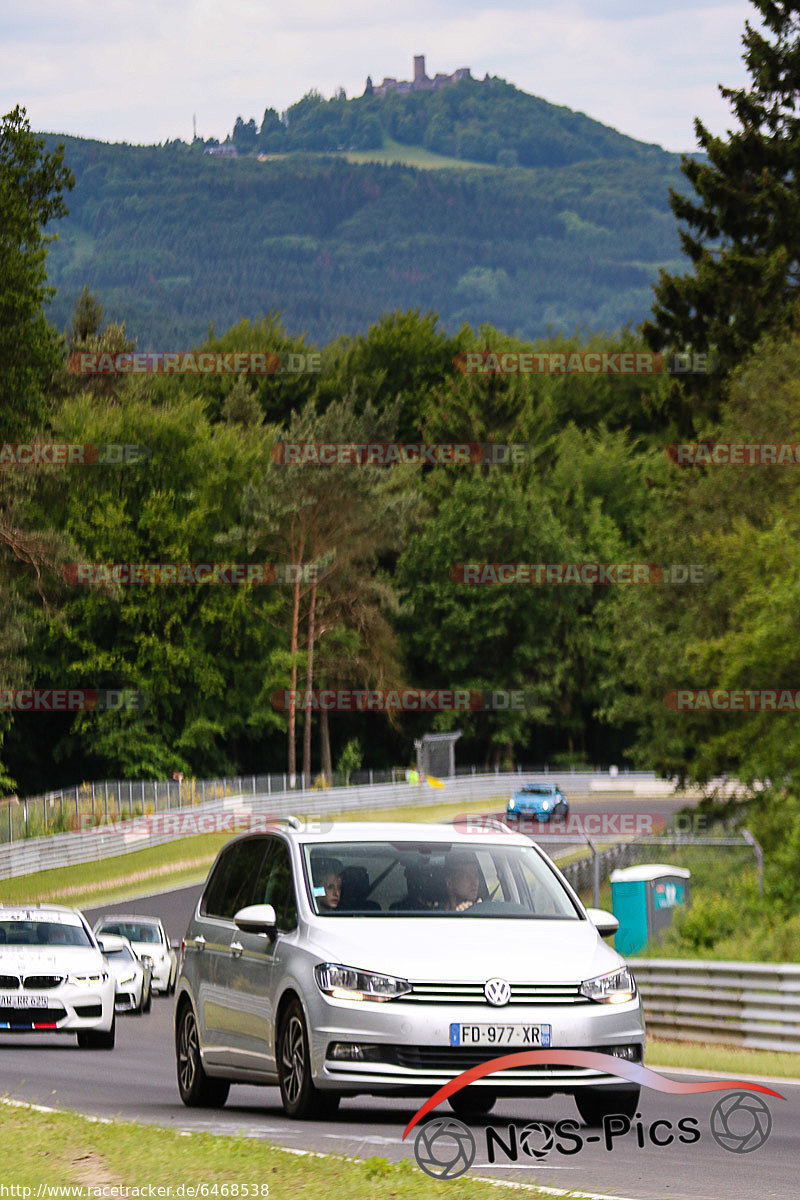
443;851;483;912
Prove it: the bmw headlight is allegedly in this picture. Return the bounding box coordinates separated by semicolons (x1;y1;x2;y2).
67;972;109;985
119;972;136;985
314;963;411;1002
580;967;635;1004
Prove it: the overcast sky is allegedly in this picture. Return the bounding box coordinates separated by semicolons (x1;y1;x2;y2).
1;0;754;153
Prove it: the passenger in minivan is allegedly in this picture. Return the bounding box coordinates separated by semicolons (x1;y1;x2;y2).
313;858;343;911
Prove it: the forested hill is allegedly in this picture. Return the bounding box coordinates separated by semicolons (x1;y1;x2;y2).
42;98;687;348
230;75;665;167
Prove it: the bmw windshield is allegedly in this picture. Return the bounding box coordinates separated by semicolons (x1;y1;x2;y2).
303;841;581;918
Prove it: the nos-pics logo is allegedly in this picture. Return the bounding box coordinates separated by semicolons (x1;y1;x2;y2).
405;1051;783;1181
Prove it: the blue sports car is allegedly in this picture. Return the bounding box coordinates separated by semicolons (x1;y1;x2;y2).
507;783;569;822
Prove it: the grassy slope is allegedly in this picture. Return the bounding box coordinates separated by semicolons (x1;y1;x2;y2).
0;1101;561;1197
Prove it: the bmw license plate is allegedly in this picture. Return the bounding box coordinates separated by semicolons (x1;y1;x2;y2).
0;993;48;1008
450;1023;551;1047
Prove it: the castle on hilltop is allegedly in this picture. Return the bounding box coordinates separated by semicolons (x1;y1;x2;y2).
366;56;473;98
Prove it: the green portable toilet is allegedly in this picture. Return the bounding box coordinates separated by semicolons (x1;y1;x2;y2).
610;864;691;955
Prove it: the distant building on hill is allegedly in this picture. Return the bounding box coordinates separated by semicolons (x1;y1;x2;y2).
204;144;238;157
367;55;472;98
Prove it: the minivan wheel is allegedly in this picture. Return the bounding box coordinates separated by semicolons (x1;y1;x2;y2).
278;999;340;1119
574;1086;640;1126
448;1089;496;1117
176;1004;230;1108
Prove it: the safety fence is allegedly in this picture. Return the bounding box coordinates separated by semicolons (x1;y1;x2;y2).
634;958;800;1053
0;766;661;846
0;770;657;880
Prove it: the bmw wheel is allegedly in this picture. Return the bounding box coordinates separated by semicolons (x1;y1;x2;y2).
176;1003;229;1108
77;1014;115;1050
277;998;339;1119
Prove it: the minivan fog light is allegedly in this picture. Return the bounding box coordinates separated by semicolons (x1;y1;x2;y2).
608;1044;640;1061
580;967;635;1004
327;1042;384;1062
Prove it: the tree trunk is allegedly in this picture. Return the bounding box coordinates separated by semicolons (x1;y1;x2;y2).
288;568;300;785
302;575;318;783
320;687;333;782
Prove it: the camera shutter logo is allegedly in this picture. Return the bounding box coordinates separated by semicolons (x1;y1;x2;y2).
519;1121;555;1159
484;978;511;1006
413;1117;476;1179
709;1092;772;1153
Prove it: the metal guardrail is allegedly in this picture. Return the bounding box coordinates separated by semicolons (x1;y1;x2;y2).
0;771;649;881
0;765;660;845
634;959;800;1053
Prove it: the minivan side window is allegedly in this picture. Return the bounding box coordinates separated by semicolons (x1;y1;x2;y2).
254;839;297;932
201;838;270;920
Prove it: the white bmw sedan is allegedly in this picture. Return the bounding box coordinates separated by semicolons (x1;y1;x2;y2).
0;905;116;1047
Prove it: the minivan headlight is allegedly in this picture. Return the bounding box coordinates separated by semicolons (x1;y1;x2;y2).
580;967;635;1004
314;964;411;1002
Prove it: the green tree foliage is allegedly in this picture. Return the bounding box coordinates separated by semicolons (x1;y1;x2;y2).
644;2;800;421
0;105;73;439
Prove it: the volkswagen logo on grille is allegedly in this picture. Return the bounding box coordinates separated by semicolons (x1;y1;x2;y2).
484;977;511;1006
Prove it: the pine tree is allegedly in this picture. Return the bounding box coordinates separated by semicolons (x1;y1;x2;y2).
644;2;800;421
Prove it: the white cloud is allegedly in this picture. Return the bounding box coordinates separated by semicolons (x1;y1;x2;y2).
0;0;755;150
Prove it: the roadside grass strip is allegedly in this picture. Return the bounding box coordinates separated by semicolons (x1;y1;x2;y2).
646;1037;800;1081
0;1098;640;1200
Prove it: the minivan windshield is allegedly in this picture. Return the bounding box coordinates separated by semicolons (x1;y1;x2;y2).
303;841;580;918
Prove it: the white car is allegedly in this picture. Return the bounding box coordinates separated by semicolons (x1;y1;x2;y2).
0;905;116;1048
97;933;152;1014
93;915;177;994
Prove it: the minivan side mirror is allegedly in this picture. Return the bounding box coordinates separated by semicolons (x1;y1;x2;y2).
97;937;110;953
234;904;278;937
585;908;619;938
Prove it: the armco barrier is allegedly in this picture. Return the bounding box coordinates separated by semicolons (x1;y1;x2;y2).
0;771;640;881
633;959;800;1053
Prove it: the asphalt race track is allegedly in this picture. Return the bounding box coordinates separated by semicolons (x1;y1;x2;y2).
2;796;795;1200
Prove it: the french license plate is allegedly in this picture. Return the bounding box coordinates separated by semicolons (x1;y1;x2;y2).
0;993;48;1008
450;1023;551;1047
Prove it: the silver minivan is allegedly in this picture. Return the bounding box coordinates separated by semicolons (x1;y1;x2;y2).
175;820;645;1123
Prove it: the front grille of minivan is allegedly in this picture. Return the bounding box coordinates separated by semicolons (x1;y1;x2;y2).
396;981;590;1006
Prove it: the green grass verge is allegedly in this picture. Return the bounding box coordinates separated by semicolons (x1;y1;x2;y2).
646;1037;800;1080
0;1101;564;1196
